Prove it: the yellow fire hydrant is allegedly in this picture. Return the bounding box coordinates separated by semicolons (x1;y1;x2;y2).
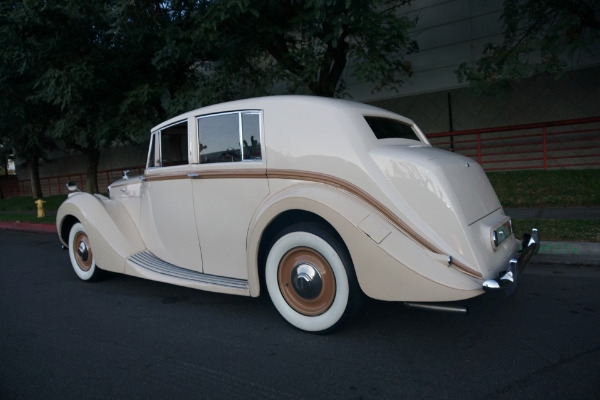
34;199;46;218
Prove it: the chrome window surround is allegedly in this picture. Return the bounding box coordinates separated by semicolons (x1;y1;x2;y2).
196;110;263;164
241;112;262;161
147;119;188;169
146;131;158;169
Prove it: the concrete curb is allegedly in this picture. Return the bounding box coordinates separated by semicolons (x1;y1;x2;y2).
532;240;600;267
0;221;57;234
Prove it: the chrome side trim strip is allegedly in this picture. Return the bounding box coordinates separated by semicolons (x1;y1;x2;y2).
128;251;249;290
144;169;266;182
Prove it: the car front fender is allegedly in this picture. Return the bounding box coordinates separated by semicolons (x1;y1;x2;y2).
57;193;145;274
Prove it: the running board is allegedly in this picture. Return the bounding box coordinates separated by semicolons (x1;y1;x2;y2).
127;251;249;291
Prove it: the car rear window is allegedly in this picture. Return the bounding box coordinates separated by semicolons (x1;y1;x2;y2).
365;116;420;141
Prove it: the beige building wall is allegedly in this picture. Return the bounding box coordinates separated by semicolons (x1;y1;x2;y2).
355;0;600;131
370;65;600;134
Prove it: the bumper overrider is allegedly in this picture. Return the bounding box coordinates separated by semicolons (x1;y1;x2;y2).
483;228;540;295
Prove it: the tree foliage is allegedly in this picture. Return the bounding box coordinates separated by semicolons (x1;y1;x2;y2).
1;0;210;193
457;0;600;94
1;0;419;194
0;0;63;196
201;0;418;97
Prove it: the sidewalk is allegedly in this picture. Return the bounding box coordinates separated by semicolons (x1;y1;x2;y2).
505;207;600;265
505;207;600;266
534;240;600;266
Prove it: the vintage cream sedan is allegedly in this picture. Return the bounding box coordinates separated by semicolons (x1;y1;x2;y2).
56;95;539;333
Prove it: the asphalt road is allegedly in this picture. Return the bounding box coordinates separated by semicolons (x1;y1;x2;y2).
1;230;599;400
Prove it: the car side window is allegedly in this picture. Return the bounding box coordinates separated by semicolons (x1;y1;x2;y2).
198;111;262;164
147;120;188;168
364;116;421;142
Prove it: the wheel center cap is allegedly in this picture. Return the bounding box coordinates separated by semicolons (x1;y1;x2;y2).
291;263;323;300
77;241;89;262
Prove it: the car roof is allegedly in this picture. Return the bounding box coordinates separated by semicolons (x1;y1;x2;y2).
151;95;415;132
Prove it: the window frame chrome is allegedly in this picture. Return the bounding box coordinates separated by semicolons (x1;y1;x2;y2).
147;119;188;169
196;110;263;164
240;111;262;162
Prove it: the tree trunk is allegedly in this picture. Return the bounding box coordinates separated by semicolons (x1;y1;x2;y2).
28;156;43;198
85;148;100;193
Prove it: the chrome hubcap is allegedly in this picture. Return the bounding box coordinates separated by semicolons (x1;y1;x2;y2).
291;263;323;300
77;240;89;263
73;231;92;272
277;246;336;316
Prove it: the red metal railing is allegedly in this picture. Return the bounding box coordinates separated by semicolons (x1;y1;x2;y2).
2;166;145;198
427;116;600;171
3;117;599;198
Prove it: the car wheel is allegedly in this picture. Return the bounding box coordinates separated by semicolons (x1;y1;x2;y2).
68;222;101;281
265;222;361;333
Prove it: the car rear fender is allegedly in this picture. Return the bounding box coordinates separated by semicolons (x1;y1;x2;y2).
247;181;483;300
57;193;145;274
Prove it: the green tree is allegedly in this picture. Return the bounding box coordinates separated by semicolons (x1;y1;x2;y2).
1;0;210;194
457;0;600;93
199;0;418;98
2;0;420;196
0;0;61;197
28;0;157;193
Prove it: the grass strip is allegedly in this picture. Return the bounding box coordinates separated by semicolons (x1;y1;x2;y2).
0;214;56;224
488;169;600;208
0;194;67;212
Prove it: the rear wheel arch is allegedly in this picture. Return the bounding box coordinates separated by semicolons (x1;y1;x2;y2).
258;210;348;285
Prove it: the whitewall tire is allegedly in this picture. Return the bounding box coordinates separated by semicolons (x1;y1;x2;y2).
68;222;101;281
265;222;361;333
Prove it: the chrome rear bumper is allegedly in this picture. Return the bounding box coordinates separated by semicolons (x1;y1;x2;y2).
482;228;540;295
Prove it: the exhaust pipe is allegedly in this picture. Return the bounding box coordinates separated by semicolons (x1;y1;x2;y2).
403;302;468;314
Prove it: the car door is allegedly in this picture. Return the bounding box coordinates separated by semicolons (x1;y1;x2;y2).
140;120;203;272
190;111;268;280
